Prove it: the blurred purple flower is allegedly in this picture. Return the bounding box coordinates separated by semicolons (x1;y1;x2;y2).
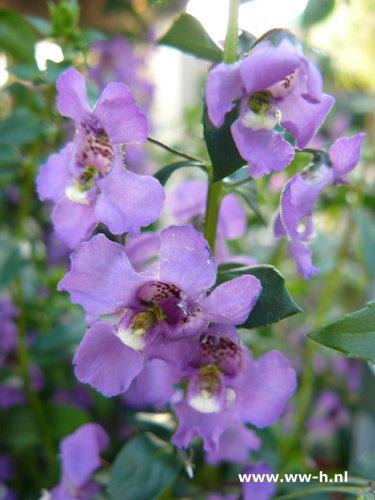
0;366;44;409
205;422;261;465
49;423;109;500
0;296;18;360
241;462;276;500
88;38;154;112
58;225;262;396
206;35;334;178
0;453;16;500
274;133;365;279
308;390;350;434
36;68;164;248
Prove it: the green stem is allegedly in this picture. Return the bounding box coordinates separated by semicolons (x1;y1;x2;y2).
223;0;241;64
14;150;59;485
279;340;315;469
203;180;224;252
274;485;360;499
204;0;240;251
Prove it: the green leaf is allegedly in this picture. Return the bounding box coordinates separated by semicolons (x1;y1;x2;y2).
0;404;91;449
302;0;335;28
109;433;181;500
157;13;223;63
8;64;41;81
154;160;201;186
307;301;375;363
47;404;91;440
26;15;52;36
0;10;37;65
0;236;27;290
0;108;42;145
202;99;247;183
216;264;303;329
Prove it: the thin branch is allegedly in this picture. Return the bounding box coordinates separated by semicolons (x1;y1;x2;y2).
148;136;207;164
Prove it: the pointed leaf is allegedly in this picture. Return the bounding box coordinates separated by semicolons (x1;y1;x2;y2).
109;433;181;500
157;13;223;63
234;182;267;226
154;160;202;186
307;301;375;363
217;263;303;329
202;99;247;183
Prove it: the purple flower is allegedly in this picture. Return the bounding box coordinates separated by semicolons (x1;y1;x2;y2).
0;296;18;359
49;423;109;500
308;390;350;434
241;462;276;500
36;68;165;248
205;422;261;465
58;225;262;396
206;35;334;178
171;335;296;452
274;133;365;279
88;38;154;112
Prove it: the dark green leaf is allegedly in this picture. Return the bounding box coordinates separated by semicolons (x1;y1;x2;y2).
157;13;223;63
154;160;201;186
302;0;335;28
238;29;257;53
0;144;19;164
217;264;303;329
307;301;375;363
26;15;52;36
0;108;42;145
202;99;247;183
109;433;181;500
0;237;27;290
0;10;37;65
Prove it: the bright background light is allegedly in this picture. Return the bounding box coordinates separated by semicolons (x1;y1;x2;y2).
35;40;64;71
187;0;309;40
0;54;8;87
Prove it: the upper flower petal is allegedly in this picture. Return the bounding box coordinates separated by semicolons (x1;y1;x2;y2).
61;423;109;488
36;143;72;202
95;149;165;236
73;321;144;397
206;61;245;128
93;82;148;145
159;225;217;301
238;39;300;96
231;349;296;428
166;180;207;224
56;68;91;122
203;275;262;325
58;234;151;316
329;133;365;182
